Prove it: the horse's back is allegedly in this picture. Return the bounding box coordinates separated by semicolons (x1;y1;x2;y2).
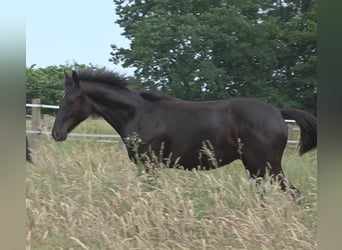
229;99;286;127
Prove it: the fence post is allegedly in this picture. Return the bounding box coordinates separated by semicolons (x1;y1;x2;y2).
43;114;51;131
31;98;41;149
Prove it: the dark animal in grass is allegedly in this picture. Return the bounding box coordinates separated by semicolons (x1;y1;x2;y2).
52;70;317;199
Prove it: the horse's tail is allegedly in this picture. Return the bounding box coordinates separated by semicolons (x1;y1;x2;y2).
280;109;317;155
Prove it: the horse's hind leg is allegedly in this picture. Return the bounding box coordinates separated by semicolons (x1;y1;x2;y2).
241;145;301;201
268;163;301;200
240;149;267;197
266;145;301;200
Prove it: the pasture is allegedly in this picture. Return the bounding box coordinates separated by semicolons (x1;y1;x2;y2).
26;118;317;249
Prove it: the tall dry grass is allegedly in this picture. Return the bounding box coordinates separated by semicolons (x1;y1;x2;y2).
26;134;316;249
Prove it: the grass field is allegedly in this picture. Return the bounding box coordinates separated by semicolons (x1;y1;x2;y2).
26;119;317;249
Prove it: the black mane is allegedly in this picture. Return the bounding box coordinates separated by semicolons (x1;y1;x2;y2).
77;69;176;102
141;91;181;102
78;69;130;89
140;92;165;102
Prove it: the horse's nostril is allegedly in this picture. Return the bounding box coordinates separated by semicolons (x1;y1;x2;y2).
52;130;59;140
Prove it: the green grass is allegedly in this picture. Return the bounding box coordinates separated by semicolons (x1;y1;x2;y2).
26;119;317;249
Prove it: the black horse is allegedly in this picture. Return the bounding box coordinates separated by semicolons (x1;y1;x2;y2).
52;70;316;195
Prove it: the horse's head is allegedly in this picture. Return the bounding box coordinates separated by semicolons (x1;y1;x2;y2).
52;71;92;141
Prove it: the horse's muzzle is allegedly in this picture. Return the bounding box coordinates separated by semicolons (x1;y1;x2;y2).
52;129;66;141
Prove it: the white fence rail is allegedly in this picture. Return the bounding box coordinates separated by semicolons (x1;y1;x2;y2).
26;100;299;145
26;103;59;109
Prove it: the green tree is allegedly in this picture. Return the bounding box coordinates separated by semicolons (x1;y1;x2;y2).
264;0;317;114
111;0;317;113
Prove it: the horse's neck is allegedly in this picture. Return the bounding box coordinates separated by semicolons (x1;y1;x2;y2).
82;81;145;137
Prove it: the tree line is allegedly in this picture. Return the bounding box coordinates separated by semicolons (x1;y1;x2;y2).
26;0;316;115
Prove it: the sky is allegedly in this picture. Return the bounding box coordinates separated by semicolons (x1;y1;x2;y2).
26;0;134;75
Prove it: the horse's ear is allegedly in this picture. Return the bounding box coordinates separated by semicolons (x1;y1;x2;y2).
72;70;80;86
